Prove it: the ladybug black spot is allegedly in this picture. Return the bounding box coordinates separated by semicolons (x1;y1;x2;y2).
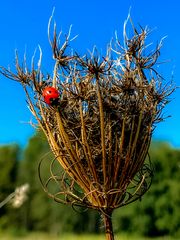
50;97;59;106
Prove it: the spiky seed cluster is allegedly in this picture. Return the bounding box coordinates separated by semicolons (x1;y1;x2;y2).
1;17;173;214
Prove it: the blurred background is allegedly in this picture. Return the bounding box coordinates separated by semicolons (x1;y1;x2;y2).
0;0;179;239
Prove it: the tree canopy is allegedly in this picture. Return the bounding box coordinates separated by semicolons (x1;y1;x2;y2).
0;134;179;237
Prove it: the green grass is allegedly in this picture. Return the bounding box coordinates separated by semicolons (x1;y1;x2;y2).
0;232;175;240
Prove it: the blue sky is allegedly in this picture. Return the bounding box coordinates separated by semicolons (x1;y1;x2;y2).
0;0;180;148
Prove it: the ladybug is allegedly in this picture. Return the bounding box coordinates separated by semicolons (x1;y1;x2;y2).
42;86;60;105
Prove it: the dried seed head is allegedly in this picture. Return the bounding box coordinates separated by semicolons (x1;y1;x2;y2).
1;17;174;212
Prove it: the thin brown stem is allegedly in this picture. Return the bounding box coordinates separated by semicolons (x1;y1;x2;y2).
103;210;114;240
96;79;106;188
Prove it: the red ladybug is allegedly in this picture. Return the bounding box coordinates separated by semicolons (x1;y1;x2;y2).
42;86;60;105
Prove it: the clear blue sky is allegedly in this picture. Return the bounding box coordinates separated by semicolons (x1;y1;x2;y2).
0;0;180;148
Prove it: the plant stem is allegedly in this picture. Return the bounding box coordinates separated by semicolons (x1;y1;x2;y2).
103;210;114;240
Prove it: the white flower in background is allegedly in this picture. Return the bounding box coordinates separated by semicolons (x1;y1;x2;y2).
0;183;29;209
11;183;30;208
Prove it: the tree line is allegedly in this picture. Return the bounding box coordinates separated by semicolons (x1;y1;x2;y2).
0;132;179;238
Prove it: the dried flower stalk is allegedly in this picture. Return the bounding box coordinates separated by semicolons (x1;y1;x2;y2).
1;15;174;240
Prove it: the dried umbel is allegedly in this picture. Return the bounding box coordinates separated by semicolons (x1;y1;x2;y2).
1;15;174;239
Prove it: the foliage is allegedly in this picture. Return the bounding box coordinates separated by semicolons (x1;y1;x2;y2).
0;144;19;198
0;144;20;229
0;135;179;238
113;141;180;238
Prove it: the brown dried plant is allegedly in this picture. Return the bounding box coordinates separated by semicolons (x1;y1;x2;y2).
1;14;174;240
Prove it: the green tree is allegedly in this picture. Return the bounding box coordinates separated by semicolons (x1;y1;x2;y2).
113;142;180;238
150;142;180;237
16;131;53;231
0;144;20;229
